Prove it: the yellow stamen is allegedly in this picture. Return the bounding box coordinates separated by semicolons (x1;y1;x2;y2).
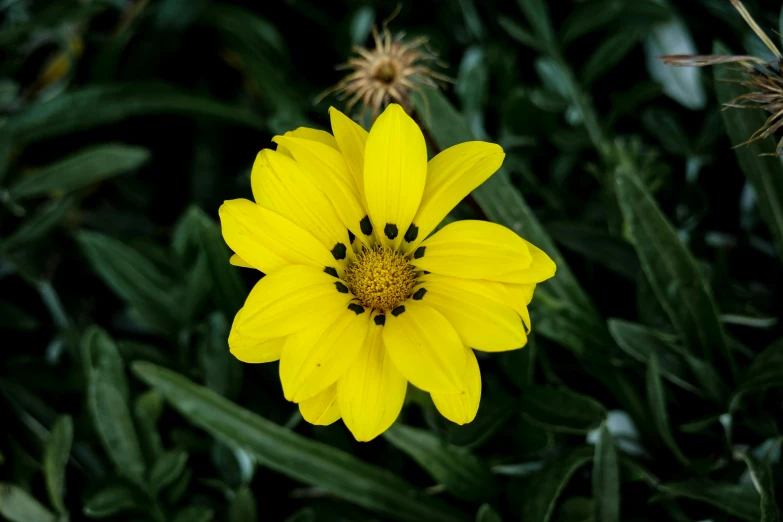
344;247;417;312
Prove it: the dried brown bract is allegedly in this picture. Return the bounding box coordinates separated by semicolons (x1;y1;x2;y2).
661;0;783;155
320;23;450;122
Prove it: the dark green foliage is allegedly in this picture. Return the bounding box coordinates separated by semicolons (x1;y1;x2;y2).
0;1;781;521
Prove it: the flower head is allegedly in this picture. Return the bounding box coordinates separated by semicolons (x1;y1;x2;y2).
220;104;556;441
320;26;450;121
661;0;783;154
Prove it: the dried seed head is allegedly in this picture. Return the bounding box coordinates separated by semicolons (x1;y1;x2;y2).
660;0;783;154
319;22;451;121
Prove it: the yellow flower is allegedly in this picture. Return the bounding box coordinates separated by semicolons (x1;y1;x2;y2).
219;104;556;441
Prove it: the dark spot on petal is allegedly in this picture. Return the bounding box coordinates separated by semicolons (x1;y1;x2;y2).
423;270;430;275
331;243;347;260
323;267;338;278
391;305;405;317
348;303;365;315
412;288;427;300
348;229;356;244
335;282;349;293
414;246;426;259
374;314;386;326
384;224;398;240
404;224;418;242
360;215;373;235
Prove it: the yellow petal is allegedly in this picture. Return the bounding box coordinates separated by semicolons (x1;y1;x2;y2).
415;275;527;352
229;308;287;363
363;103;426;249
229;254;253;268
299;384;341;426
431;348;481;425
251;149;352;266
329;107;368;197
411;220;547;283
234;265;352;341
219;199;337;274
272;135;368;245
382;301;466;394
337;318;407;441
280;305;371;402
503;283;535;332
276;127;338;158
404;142;504;253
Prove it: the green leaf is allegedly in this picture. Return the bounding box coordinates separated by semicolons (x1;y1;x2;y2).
77;230;183;333
592;425;619;522
284;508;315;522
132;362;467;522
88;370;146;485
646;354;689;465
134;390;164;463
2;196;77;251
81;326;129;403
547;223;639;280
607;319;700;395
497;15;541;51
657;480;760;521
83;485;140;519
8;84;264;146
519;386;607;434
456;46;488;114
615;169;732;372
384;424;497;502
43;415;72;515
714;41;783;260
561;0;624;44
581;30;640;86
8;144;149;200
173;505;214;522
642;108;690;156
515;0;555;48
644;16;705;110
731;340;783;409
475;504;502;522
148;450;188;496
228;486;257;522
743;454;782;522
518;448;593;522
447;390;516;449
0;483;57;522
554;497;594;522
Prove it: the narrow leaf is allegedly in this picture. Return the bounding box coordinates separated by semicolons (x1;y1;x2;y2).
657;480;760;521
743;454;782;522
132;362;467;522
88;370;146;485
714;41;783;260
172;505;214;522
228;486;257;522
0;483;57;522
9;144;149;199
475;504;502;522
83;485;140;519
518;448;593;522
9;84;264;145
592;425;620;522
520;386;607;434
644;17;705;109
615;170;732;372
81;326;129;403
731;340;783;409
43;415;72;515
646;354;689;465
384;424;497;502
148;450;188;495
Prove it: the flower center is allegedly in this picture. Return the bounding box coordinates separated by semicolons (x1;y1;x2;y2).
374;60;397;84
344;247;417;312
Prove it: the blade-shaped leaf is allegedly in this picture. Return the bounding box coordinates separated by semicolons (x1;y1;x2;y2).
81;326;129;403
646;354;689;465
228;486;257;522
0;483;57;522
592;425;620;522
475;504;502;522
131;362;466;522
83;485;141;519
520;386;607;434
148;450;188;496
88;370;146;485
43;415;72;515
731;340;783;409
517;448;593;522
743;454;781;522
9;144;149;200
657;480;760;521
714;41;783;261
384;424;497;502
615;170;732;373
9;84;264;145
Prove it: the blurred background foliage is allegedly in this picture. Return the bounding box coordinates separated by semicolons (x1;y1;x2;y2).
1;0;782;521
